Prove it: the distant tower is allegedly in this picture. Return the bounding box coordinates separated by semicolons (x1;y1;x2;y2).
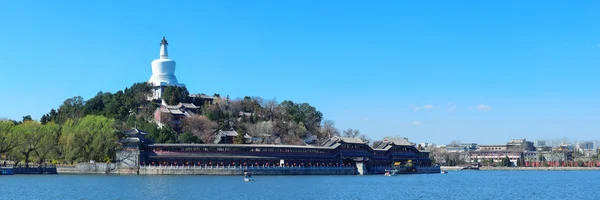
148;36;185;100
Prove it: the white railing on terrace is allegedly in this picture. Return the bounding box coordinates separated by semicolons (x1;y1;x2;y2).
140;165;355;170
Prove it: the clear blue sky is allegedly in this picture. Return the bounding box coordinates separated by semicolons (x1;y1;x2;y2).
1;0;599;145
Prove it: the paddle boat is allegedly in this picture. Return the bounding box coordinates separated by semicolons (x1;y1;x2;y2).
244;172;254;182
384;169;397;176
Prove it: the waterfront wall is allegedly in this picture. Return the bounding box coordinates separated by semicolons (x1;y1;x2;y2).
57;163;120;174
369;166;441;174
56;166;79;174
57;163;440;175
138;165;357;175
480;167;600;171
12;167;57;174
440;166;465;171
417;166;442;174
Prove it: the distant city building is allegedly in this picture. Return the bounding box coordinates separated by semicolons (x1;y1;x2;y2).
577;142;594;150
554;143;574;152
445;146;466;153
536;146;552;152
471;139;534;165
444;142;477;152
534;140;546;148
477;144;507;151
507;139;535;151
418;143;433;149
461;143;478;151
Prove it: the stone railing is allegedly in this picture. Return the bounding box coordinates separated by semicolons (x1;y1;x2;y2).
140;165;355;170
139;165;357;175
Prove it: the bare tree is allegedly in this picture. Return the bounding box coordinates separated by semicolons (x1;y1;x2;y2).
449;140;462;147
561;137;571;146
245;121;274;143
181;115;218;143
358;134;371;144
550;139;562;147
320;120;339;139
342;128;360;138
261;98;278;121
383;136;410;142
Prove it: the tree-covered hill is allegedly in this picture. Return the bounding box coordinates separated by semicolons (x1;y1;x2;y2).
38;82;356;145
0;82;376;165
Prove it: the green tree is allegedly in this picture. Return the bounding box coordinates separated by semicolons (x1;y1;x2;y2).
147;126;177;143
35;122;61;165
0;120;18;156
60;115;118;162
234;132;245;144
500;156;512;167
57;96;85;124
22;115;33;122
481;159;490;166
40;109;59;125
11;121;44;167
279;101;323;135
178;132;201;144
162;86;190;105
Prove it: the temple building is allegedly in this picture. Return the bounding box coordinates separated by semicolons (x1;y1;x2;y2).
153;99;201;128
148;37;185;100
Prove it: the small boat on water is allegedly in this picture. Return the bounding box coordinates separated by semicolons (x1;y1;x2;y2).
441;170;448;174
1;168;14;175
244;172;254;181
384;169;397;176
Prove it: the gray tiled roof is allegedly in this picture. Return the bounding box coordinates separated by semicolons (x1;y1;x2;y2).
178;103;199;109
219;130;239;137
123;128;148;136
119;138;140;143
168;108;184;115
164;105;180;109
336;136;365;144
388;139;412;146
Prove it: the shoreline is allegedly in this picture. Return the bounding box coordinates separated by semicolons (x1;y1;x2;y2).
441;166;600;171
480;167;600;171
52;164;440;175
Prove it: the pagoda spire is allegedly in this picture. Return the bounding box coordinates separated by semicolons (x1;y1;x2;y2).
160;36;168;59
160;36;168;46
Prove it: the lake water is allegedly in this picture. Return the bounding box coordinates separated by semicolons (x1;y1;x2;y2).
2;171;599;200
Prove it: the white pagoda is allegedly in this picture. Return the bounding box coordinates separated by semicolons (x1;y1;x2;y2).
148;37;185;100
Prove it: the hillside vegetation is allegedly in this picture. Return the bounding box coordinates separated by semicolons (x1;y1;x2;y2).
0;82;373;165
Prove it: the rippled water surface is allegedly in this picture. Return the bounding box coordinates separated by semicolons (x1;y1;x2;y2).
2;171;599;200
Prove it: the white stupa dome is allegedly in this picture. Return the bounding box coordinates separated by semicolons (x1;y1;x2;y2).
148;37;184;87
